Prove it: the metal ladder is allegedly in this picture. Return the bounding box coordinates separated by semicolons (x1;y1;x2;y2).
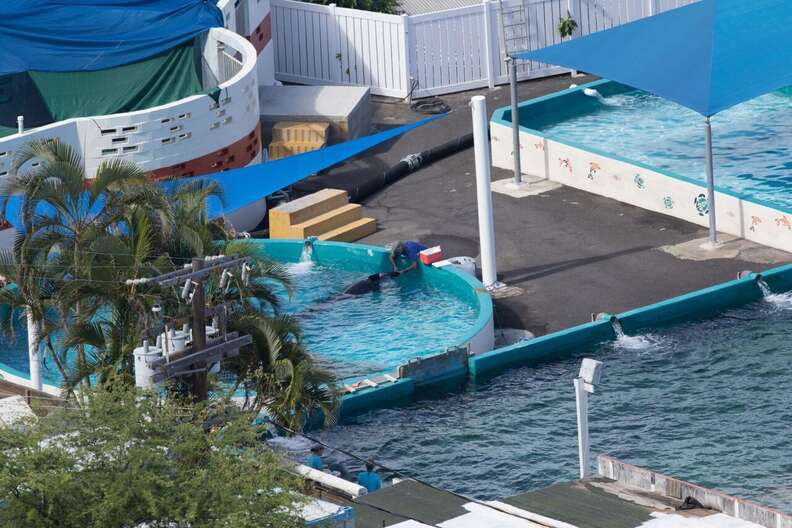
498;0;531;57
498;0;531;186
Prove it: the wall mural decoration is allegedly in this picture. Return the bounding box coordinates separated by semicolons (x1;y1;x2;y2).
749;216;762;232
559;157;572;174
775;215;792;231
587;161;600;180
694;193;709;216
663;196;674;210
634;173;645;189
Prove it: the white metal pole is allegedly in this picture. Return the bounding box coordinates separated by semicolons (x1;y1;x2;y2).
574;377;590;479
26;307;42;392
704;116;718;246
471;95;499;288
16;115;24;135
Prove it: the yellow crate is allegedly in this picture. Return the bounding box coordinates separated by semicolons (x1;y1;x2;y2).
272;121;330;144
268;140;325;160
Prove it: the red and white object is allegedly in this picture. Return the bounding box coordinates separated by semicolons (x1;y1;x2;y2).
419;246;444;265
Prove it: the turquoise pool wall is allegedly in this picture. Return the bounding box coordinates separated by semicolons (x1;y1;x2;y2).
470;264;792;380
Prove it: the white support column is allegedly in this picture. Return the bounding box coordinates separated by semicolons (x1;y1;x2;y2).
17;116;24;135
574;377;590;479
482;0;496;89
25;308;42;392
471;95;500;289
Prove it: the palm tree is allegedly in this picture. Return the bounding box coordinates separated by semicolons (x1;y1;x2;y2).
212;239;339;430
1;139;338;428
0;139;173;392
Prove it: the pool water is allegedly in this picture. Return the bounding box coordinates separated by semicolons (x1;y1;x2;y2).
278;260;479;379
0;261;480;384
317;294;792;512
537;88;792;210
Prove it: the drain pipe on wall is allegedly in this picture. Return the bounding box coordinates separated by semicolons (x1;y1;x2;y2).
471;95;501;290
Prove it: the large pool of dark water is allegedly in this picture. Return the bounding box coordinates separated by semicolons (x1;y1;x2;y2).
317;293;792;512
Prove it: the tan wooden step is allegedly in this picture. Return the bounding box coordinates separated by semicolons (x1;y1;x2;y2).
317;217;377;242
292;203;363;238
269;189;348;239
268;140;325;161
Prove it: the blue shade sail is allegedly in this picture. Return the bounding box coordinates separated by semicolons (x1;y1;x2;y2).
1;115;444;228
515;0;792;117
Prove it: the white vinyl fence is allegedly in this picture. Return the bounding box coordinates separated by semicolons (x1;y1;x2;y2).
271;0;697;98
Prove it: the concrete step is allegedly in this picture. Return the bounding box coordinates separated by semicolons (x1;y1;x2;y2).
318;217;377;242
268;140;325;161
292;203;363;238
269;188;348;239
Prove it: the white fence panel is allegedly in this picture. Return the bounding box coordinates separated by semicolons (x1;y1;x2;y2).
270;0;696;99
271;0;407;97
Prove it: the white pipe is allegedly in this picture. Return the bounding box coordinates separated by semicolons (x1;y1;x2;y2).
16;115;23;135
704;116;718;245
471;95;498;288
574;377;590;479
25;308;42;392
293;463;368;498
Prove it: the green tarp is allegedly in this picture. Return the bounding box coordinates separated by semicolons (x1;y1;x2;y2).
0;38;204;136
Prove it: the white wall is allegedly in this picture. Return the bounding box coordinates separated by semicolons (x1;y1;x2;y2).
490;120;792;254
269;0;695;98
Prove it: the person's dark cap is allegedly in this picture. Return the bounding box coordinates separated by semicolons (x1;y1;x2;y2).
365;459;376;471
310;445;324;453
390;241;405;258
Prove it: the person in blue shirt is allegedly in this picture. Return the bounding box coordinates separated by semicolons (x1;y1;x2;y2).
306;445;324;470
389;240;428;274
357;460;382;492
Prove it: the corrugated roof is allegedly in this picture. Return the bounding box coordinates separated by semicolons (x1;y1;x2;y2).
398;0;482;15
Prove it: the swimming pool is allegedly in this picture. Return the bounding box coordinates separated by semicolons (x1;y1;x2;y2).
273;255;479;379
317;291;792;512
490;80;792;253
538;88;792;210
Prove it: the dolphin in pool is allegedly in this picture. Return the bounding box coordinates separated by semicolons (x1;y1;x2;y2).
299;272;401;317
342;272;400;295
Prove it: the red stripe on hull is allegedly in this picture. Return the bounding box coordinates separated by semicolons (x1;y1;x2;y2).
149;122;262;181
248;13;272;55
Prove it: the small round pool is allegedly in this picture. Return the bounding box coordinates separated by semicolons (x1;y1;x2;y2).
252;239;493;380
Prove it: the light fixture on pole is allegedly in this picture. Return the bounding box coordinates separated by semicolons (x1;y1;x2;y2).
574;358;603;479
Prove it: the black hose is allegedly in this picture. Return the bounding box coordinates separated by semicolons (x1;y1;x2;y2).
347;132;473;202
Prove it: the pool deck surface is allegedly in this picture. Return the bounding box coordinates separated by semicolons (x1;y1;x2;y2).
347;478;761;528
296;74;791;336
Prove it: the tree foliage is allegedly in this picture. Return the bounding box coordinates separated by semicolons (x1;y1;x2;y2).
0;386;306;528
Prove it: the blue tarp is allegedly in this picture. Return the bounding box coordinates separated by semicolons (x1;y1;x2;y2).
1;115;444;229
164;115;444;218
514;0;792;117
0;0;223;76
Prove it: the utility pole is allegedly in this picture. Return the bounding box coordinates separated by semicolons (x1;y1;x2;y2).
127;255;254;401
190;257;208;401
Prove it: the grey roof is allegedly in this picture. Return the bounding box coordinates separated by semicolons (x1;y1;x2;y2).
398;0;482;15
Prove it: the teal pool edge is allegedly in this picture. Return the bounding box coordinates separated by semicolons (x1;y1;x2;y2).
469;263;792;380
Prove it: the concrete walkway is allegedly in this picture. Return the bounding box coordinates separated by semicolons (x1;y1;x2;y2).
299;75;790;335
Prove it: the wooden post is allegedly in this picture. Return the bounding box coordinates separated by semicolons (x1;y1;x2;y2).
190;258;208;401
